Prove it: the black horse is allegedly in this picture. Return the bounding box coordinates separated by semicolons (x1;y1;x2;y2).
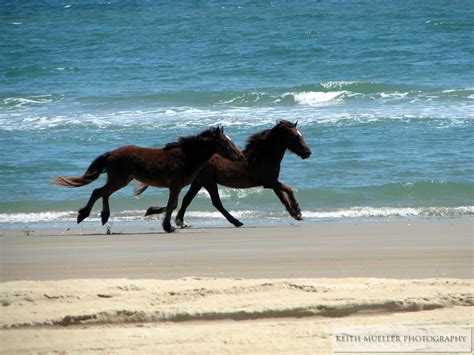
137;120;311;227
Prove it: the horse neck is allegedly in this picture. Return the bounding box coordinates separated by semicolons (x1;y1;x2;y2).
182;140;216;170
248;131;287;163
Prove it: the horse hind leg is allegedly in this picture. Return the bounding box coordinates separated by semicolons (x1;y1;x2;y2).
145;182;202;228
145;206;166;216
78;187;103;223
175;182;202;228
206;183;243;227
78;176;131;224
101;195;110;225
162;187;181;233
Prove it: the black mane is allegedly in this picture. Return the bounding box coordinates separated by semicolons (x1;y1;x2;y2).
243;129;272;155
164;128;214;150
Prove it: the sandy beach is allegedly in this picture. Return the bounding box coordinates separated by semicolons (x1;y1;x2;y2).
0;219;472;353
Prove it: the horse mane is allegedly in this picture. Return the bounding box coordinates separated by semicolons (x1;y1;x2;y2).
243;129;272;156
243;120;295;159
163;141;181;150
164;129;214;151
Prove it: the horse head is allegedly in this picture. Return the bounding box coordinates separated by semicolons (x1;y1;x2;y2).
274;120;312;159
210;126;244;162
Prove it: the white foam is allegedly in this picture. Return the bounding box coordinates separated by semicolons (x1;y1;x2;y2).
0;211;75;224
302;206;474;219
320;81;360;89
291;91;348;105
1;206;472;226
197;187;264;200
379;92;408;99
1;99;473;132
3;95;57;108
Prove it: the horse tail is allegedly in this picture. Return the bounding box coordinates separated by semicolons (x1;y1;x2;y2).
134;182;149;196
53;152;111;188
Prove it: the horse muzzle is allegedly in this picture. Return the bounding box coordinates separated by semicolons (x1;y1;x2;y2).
301;150;312;159
229;151;244;162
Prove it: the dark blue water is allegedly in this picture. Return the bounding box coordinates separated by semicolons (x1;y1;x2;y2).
1;1;473;226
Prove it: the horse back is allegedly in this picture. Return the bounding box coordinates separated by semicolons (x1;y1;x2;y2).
110;145;187;187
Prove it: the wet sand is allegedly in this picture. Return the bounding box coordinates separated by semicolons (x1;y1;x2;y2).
1;220;472;281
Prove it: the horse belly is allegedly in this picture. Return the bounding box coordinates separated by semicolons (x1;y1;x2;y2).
130;154;186;188
212;160;260;189
216;170;259;189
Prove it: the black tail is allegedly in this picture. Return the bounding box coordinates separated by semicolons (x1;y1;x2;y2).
53;152;110;187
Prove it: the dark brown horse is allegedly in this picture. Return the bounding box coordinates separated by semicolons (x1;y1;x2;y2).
139;120;311;227
53;127;243;233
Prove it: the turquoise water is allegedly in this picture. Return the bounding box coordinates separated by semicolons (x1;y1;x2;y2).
1;1;473;227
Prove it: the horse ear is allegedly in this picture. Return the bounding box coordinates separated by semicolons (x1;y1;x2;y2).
215;126;222;134
221;126;225;133
293;121;298;127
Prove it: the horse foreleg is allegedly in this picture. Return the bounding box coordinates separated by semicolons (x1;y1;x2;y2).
175;182;202;228
162;187;181;233
272;188;301;220
206;183;243;227
272;182;303;220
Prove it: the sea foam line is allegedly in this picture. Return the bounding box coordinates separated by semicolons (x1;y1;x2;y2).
0;206;472;225
290;90;350;105
2;104;473;132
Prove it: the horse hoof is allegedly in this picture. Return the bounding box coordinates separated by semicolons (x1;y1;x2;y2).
163;224;176;233
145;207;154;217
294;214;303;221
233;221;244;227
101;212;110;225
176;218;191;229
77;212;88;224
145;206;165;217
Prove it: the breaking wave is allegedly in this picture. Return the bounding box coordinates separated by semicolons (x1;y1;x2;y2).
1;206;472;227
2;82;472;109
2;81;472;131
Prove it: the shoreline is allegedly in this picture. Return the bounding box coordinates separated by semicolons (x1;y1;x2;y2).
1;207;472;229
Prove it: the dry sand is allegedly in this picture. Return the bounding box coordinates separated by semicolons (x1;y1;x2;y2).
0;219;473;353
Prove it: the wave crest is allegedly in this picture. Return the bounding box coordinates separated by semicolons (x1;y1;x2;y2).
2;95;61;108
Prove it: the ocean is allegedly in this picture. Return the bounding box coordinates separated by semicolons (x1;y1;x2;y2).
1;0;473;228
